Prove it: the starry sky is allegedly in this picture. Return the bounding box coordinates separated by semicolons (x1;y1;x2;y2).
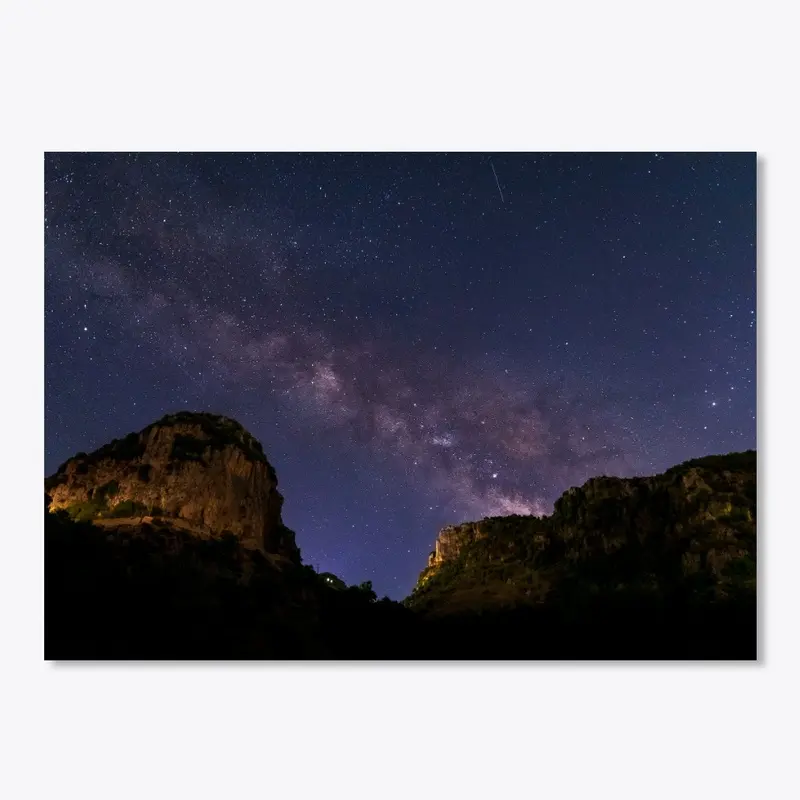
44;152;756;598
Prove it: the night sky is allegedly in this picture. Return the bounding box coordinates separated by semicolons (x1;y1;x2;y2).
44;153;756;598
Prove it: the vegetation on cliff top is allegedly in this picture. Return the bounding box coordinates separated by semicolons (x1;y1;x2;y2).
46;412;276;489
156;411;272;469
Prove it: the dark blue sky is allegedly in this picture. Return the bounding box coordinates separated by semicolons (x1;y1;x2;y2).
45;152;756;598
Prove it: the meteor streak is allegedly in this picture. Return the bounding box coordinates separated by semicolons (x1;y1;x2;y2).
490;160;505;203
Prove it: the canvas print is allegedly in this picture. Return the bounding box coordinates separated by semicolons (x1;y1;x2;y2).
44;152;757;660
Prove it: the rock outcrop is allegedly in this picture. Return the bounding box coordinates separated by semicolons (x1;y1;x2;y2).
45;412;299;560
426;521;498;567
409;451;757;615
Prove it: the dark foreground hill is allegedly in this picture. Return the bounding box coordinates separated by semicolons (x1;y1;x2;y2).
44;414;757;660
45;508;415;659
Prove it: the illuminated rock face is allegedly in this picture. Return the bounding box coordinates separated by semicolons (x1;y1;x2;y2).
410;451;757;613
428;523;487;568
45;412;299;561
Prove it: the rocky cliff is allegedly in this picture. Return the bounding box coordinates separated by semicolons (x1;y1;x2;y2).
44;434;756;659
45;412;299;560
409;451;757;616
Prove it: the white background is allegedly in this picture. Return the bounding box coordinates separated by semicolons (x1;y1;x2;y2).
1;1;798;798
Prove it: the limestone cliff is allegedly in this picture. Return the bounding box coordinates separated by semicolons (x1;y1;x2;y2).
45;412;299;560
409;451;757;615
426;521;503;567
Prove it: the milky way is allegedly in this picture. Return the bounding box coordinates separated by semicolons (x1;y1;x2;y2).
45;153;756;597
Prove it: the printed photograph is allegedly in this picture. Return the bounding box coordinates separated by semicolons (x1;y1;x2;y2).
44;152;757;660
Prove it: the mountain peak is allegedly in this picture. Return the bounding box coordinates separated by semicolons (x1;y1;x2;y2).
45;412;298;560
